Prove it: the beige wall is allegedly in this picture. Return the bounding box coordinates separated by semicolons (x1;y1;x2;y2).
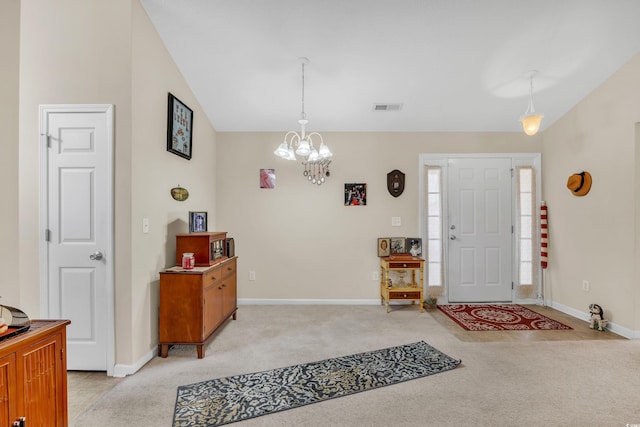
0;0;20;307
131;0;218;362
15;0;218;371
542;53;640;333
216;132;541;300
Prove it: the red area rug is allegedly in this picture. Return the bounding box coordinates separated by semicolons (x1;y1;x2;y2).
437;304;572;331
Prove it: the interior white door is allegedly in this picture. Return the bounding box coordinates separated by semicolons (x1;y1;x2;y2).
40;105;113;372
447;158;513;302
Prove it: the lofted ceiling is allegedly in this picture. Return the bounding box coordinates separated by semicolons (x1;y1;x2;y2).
140;0;640;133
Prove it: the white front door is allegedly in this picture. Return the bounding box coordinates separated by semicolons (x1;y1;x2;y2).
447;158;513;302
39;105;114;373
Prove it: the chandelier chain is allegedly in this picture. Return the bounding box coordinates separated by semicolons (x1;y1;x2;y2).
301;62;305;119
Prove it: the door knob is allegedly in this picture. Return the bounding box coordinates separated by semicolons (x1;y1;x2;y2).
450;235;456;240
89;251;104;261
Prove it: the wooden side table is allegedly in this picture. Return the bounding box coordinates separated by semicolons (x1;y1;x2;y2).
380;256;425;313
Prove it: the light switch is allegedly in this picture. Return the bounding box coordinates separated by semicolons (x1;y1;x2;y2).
392;216;401;226
142;218;149;233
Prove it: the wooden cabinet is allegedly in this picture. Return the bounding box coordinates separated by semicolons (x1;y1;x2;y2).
159;257;238;358
0;320;70;426
175;232;227;266
380;256;425;313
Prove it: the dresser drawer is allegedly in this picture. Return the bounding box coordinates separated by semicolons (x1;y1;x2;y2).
203;268;221;288
389;291;421;300
388;262;421;269
222;258;236;279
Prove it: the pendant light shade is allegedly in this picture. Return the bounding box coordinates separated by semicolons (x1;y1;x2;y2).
520;74;544;136
521;114;544;136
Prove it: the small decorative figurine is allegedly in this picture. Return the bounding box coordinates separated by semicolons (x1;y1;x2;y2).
588;303;608;331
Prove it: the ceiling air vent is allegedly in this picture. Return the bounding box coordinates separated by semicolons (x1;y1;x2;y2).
373;103;403;112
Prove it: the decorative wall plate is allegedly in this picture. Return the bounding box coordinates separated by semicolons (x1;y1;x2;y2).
171;186;189;201
387;169;405;197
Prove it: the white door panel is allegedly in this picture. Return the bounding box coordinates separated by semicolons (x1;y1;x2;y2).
448;158;512;302
40;105;113;372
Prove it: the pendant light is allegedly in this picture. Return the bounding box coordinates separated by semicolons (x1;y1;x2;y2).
520;74;544;136
273;57;332;185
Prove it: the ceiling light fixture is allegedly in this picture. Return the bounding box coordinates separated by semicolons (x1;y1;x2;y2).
273;57;332;185
520;73;544;136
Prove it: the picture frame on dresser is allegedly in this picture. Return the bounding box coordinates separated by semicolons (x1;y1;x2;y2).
390;237;406;254
377;238;391;257
406;238;422;257
189;211;208;232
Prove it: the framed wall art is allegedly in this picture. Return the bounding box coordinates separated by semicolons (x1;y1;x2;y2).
260;168;276;189
344;183;367;206
167;93;193;160
189;211;207;232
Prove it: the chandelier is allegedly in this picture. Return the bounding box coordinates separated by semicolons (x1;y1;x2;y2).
520;73;544;136
273;57;332;185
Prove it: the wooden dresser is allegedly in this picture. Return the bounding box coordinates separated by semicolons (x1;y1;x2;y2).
380;256;425;313
0;320;70;426
159;256;237;358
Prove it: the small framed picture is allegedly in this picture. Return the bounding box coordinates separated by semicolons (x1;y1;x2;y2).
344;183;367;206
260;168;276;189
390;237;406;254
167;93;193;160
189;211;207;232
406;238;422;257
377;238;391;257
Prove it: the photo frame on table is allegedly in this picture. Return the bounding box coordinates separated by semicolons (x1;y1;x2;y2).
390;237;406;254
377;238;391;257
167;93;193;160
189;211;207;232
406;238;422;257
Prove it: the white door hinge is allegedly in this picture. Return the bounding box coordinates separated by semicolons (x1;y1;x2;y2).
41;133;51;148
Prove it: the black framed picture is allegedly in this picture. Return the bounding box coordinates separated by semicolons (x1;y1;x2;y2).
167;93;193;160
406;238;422;257
344;183;367;206
189;211;207;232
390;237;406;254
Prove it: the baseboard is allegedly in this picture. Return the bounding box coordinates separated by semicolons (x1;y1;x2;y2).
238;298;380;305
111;346;157;378
550;301;639;339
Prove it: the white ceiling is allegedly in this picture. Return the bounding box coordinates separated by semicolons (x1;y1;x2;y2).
140;0;640;133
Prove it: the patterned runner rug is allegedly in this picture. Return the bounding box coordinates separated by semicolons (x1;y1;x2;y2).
173;341;461;426
438;304;572;331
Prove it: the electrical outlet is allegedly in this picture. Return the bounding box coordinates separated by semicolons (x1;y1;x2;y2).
392;216;401;226
249;271;256;281
582;280;589;292
373;271;379;281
